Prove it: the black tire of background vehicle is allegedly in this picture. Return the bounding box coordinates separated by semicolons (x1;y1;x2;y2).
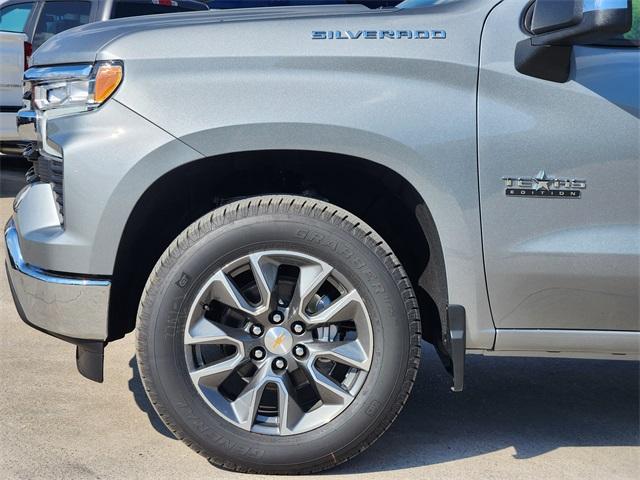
135;195;422;474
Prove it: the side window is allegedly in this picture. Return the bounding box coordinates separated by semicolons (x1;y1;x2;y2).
33;1;91;50
0;2;35;33
112;1;203;19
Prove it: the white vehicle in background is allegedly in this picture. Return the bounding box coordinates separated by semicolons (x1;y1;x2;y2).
0;30;27;155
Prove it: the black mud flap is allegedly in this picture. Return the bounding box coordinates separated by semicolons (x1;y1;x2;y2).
447;304;466;392
76;342;105;383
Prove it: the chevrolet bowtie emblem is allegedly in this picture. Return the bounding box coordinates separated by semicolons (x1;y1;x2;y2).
272;334;286;349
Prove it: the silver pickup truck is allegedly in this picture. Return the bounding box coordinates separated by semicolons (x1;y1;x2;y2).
5;0;639;474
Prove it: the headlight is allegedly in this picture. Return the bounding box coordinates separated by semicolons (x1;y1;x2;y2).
26;61;123;113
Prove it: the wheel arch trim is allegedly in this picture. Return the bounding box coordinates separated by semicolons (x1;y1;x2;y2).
99;122;494;349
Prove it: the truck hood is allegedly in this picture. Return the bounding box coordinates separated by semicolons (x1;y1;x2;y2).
32;4;379;66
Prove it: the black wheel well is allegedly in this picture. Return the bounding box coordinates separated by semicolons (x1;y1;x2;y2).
107;150;448;347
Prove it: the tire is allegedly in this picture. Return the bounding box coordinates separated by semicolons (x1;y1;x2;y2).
135;195;421;474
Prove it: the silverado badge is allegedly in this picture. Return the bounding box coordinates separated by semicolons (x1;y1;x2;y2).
311;30;446;40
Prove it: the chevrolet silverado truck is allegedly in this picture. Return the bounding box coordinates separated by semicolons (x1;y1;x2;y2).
5;0;639;474
0;0;208;154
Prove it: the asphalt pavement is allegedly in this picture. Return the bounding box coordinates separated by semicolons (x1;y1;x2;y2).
1;164;638;479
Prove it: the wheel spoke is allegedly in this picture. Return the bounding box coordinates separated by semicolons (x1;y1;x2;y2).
290;261;333;314
189;353;244;388
276;374;305;434
208;270;260;315
230;365;271;429
307;339;370;371
304;289;362;326
248;253;279;310
307;366;353;406
185;316;250;347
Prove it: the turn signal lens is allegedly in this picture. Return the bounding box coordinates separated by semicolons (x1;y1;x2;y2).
94;63;123;104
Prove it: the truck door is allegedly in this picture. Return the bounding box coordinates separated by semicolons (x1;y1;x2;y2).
478;0;639;334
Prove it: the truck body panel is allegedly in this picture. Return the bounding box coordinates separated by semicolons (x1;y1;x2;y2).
478;0;640;334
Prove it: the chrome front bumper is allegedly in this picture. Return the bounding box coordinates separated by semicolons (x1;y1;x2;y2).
16;109;37;141
4;219;110;341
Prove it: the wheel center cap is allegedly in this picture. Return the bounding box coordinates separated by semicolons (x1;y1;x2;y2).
264;326;293;355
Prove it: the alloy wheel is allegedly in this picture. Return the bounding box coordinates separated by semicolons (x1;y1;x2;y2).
184;250;373;436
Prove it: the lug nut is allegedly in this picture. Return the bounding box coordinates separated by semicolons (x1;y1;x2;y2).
272;357;287;371
270;311;284;324
250;324;264;337
293;345;306;358
251;347;266;361
291;321;305;335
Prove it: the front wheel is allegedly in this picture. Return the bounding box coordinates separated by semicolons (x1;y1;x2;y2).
136;195;421;474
